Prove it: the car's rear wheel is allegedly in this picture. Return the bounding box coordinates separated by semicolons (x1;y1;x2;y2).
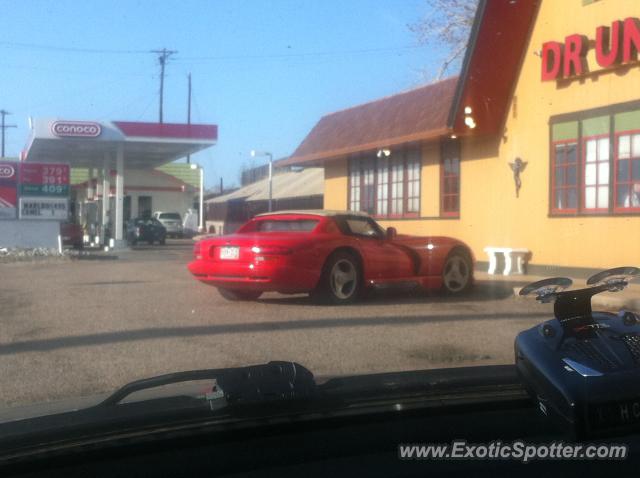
442;250;472;295
312;251;361;305
218;288;263;301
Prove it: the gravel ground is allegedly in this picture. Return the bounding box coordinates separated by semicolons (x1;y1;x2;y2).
0;240;550;408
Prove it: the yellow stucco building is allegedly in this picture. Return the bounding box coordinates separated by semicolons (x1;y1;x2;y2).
282;0;640;274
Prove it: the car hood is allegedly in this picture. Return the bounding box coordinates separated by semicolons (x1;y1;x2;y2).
0;365;519;426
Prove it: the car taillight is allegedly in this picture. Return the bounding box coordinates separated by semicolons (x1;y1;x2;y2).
251;245;291;261
193;241;202;260
250;246;292;255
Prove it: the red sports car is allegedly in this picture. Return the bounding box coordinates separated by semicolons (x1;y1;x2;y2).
188;210;474;304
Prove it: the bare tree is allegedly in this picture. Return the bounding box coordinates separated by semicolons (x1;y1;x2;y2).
409;0;478;81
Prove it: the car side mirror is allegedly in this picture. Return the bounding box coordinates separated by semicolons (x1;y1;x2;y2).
385;227;397;240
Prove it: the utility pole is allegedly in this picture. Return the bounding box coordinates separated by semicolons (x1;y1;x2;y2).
187;73;192;164
0;110;17;158
151;48;177;124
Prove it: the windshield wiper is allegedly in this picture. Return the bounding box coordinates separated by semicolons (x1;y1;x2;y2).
97;361;317;409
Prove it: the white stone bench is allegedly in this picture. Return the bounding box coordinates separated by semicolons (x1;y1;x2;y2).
483;247;530;276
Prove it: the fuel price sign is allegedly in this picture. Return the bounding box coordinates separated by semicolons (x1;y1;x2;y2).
19;163;70;220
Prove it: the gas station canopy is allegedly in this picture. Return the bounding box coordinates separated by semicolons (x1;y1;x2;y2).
21;118;218;247
23;119;218;168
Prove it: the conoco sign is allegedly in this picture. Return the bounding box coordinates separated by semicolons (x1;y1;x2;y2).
541;17;640;81
51;121;102;138
0;164;16;179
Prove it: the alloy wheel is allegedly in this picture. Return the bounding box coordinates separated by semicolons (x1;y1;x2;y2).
443;255;470;293
330;259;358;299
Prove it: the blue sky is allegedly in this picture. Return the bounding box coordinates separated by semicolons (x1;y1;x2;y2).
0;0;447;189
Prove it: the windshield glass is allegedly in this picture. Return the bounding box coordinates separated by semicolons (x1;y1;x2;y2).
343;217;383;238
252;219;319;232
0;0;638;428
158;213;181;220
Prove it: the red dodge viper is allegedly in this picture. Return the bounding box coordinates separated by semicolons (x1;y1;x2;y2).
188;210;474;304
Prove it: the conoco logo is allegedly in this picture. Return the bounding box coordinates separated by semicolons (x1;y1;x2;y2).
52;121;101;137
0;165;15;179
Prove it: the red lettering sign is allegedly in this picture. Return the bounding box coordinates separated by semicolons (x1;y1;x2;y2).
541;41;563;81
622;17;640;63
596;21;623;67
563;34;589;77
541;17;640;81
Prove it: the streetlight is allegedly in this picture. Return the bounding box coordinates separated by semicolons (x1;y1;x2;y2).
190;163;204;232
250;150;273;212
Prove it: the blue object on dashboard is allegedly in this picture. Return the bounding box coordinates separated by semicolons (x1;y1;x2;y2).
516;266;640;438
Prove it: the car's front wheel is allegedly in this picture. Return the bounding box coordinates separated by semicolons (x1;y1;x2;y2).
312;251;361;305
218;288;263;301
441;250;472;295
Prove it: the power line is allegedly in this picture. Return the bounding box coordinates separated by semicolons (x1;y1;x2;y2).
0;110;17;158
176;44;428;62
0;41;149;54
151;48;178;123
0;40;426;61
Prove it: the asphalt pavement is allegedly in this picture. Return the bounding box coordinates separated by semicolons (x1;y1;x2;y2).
0;240;551;409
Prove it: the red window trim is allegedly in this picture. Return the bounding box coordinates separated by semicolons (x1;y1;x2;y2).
550;139;579;215
613;129;640;214
440;141;460;218
580;133;610;214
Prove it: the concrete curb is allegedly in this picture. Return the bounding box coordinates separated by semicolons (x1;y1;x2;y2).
0;250;116;264
0;255;72;265
513;286;640;311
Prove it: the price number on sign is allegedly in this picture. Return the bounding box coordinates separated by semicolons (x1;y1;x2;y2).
41;184;65;194
42;166;68;185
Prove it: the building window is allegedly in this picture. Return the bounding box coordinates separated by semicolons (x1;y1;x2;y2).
376;157;389;216
348;147;421;218
440;140;460;217
390;157;404;216
582;135;610;212
550;104;640;216
551;141;579;213
406;149;420;214
361;158;375;215
349;164;360;211
615;132;640;211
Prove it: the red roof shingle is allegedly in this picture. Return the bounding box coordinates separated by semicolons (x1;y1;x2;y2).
282;77;458;166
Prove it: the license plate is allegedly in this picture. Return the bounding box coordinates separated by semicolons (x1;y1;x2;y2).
588;398;640;431
219;246;239;260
